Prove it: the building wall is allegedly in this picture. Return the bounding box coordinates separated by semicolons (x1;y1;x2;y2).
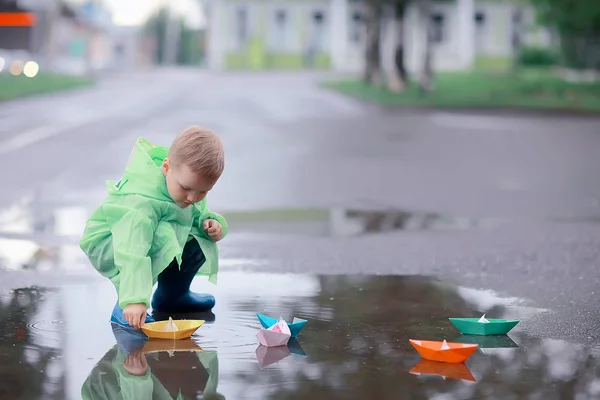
219;0;331;69
207;0;554;72
474;2;513;57
474;2;553;58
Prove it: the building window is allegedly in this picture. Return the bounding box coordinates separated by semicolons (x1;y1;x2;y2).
475;12;485;24
474;11;485;50
350;11;362;43
274;9;287;50
236;6;248;48
430;13;445;43
309;11;325;51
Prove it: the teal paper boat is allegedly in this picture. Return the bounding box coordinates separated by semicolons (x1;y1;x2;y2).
449;317;519;336
257;313;307;338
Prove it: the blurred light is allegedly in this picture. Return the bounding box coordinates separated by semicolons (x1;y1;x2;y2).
0;57;5;72
23;61;39;78
9;60;24;76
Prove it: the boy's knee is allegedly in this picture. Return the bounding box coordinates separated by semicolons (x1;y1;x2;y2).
182;239;206;263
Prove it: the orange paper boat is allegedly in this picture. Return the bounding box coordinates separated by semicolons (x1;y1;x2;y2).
141;319;205;340
410;359;477;382
409;339;478;363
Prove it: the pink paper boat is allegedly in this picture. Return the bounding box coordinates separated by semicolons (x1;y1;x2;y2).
256;317;291;347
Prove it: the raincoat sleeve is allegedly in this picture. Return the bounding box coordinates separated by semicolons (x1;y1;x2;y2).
102;201;158;309
192;200;228;241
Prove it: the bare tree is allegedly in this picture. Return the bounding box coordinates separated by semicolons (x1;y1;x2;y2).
363;0;383;84
418;0;435;93
511;3;524;72
387;0;409;92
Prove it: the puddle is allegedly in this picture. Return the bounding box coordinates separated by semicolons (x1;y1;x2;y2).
0;199;506;273
0;196;93;273
222;207;507;237
0;272;598;399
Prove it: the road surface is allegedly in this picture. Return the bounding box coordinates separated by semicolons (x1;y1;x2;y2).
1;68;600;399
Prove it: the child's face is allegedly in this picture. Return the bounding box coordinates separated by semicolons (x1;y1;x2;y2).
162;158;216;208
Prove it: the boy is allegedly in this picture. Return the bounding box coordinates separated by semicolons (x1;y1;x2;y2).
80;126;228;329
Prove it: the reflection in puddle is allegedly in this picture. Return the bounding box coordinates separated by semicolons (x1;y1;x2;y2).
0;273;599;399
223;207;506;237
0;197;505;274
83;324;223;399
410;359;477;382
455;335;519;349
0;195;89;273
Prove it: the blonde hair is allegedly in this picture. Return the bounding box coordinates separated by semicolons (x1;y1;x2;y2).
168;126;224;180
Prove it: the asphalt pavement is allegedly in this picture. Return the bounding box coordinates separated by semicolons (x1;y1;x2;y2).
1;67;600;399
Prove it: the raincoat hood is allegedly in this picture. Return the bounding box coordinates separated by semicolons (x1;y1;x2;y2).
108;137;173;202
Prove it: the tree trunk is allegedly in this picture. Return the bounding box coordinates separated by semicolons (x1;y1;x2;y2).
363;0;383;85
419;0;434;93
387;0;409;92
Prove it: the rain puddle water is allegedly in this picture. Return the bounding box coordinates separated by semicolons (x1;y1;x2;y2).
0;272;599;399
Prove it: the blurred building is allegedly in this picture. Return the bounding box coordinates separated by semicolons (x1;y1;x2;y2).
111;25;156;68
204;0;553;72
0;0;147;75
0;0;43;52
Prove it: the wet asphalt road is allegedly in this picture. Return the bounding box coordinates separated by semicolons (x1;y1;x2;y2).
1;68;600;399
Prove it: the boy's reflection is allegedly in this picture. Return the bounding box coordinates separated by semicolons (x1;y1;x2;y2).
81;323;224;400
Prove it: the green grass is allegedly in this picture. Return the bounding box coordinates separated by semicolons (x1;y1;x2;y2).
474;56;513;71
0;73;94;102
323;68;600;112
225;52;330;70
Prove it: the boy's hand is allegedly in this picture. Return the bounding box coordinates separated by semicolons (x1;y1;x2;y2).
123;303;147;329
203;219;223;241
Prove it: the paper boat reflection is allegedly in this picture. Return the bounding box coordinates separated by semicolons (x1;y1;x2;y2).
287;337;308;358
257;313;307;338
255;338;307;369
142;338;204;354
454;334;519;349
410;359;477;382
409;339;478;363
141;319;205;340
449;317;519;335
256;345;291;369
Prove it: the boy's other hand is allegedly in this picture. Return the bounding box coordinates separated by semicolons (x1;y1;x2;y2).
203;219;223;241
123;303;147;329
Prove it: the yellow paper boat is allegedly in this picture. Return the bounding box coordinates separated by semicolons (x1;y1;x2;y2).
141;319;205;340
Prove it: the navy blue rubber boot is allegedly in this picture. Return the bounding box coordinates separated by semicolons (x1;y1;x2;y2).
110;301;155;328
151;239;215;313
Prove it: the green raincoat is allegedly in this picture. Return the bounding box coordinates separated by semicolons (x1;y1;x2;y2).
81;346;224;400
80;137;228;309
